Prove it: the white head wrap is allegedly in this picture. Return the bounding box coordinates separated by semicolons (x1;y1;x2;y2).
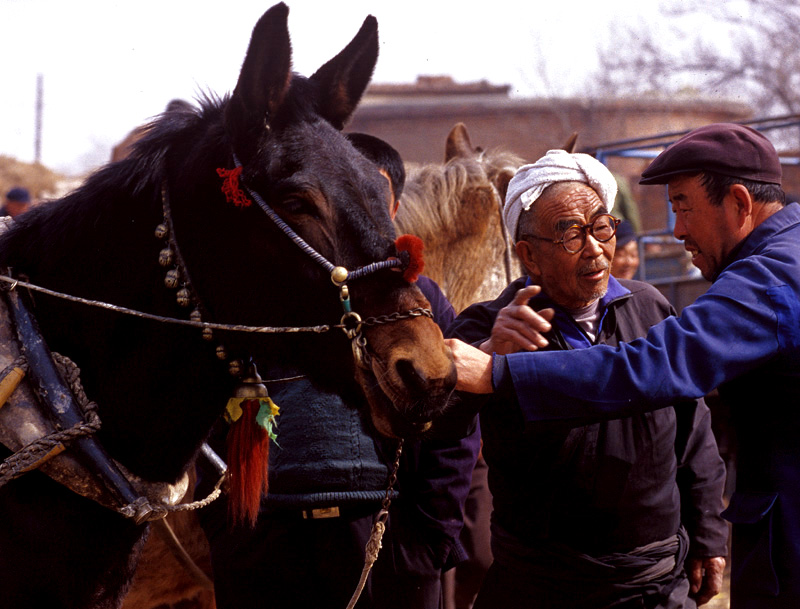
503;149;618;241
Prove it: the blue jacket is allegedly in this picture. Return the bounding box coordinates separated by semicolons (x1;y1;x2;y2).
492;203;800;608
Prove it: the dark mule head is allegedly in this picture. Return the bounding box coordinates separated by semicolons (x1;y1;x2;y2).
172;4;456;440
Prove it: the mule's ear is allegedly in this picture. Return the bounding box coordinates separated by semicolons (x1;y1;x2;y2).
309;15;378;130
225;3;293;160
445;123;475;162
561;132;579;153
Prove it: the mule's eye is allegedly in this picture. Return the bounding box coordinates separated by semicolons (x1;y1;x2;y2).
281;197;318;218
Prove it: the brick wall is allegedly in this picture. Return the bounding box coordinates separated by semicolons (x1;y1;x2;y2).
348;89;753;233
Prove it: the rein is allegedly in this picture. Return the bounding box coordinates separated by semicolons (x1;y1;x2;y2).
0;275;432;338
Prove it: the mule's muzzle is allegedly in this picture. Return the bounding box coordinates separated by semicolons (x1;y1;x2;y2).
365;352;457;439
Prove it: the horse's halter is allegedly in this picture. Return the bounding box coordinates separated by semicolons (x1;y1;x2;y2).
157;157;431;376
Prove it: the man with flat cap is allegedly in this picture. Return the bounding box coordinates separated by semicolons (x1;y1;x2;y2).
447;123;800;609
1;187;31;219
448;149;728;608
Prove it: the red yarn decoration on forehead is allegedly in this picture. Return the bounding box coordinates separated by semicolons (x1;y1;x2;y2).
217;166;252;208
395;234;425;283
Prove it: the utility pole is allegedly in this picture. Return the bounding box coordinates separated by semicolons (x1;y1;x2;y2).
34;74;43;164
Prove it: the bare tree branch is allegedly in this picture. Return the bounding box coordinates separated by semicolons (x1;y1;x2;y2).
593;0;800;120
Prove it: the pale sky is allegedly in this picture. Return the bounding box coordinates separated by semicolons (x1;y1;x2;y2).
2;0;649;174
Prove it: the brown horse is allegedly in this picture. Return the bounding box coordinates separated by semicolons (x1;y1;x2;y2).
394;123;527;313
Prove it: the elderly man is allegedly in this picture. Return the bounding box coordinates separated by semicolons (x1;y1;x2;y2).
447;149;728;608
448;123;800;609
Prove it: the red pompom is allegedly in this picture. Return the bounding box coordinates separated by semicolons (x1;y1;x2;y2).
216;166;252;208
226;399;269;527
395;234;425;283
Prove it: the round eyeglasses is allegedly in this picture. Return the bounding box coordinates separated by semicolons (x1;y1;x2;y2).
522;214;621;254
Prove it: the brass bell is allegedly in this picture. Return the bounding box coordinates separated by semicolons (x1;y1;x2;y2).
228;359;243;377
190;309;202;323
215;345;228;360
331;266;348;286
202;327;214;341
154;223;169;239
159;248;174;267
233;364;269;398
164;269;180;289
176;288;191;307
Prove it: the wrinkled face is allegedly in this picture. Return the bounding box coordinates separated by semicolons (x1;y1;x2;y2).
668;174;738;280
612;239;640;280
518;183;614;309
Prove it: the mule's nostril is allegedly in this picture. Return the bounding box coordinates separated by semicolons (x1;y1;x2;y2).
395;358;428;394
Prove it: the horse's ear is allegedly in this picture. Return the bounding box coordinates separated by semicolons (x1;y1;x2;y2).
309;15;378;130
225;3;293;159
562;132;579;153
445;123;475;162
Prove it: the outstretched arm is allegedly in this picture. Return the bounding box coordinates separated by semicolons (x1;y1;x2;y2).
447;338;494;394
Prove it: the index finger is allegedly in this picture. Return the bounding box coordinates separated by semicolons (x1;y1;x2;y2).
512;284;542;306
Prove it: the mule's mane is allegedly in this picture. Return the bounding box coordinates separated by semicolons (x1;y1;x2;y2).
0;97;231;277
394;146;524;240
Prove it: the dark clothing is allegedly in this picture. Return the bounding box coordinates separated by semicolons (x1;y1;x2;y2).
201;497;443;609
201;276;478;609
418;275;456;330
442;454;493;609
476;524;691;609
449;275;728;607
499;203;800;609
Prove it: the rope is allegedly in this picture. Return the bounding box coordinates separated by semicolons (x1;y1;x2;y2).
0;275;332;333
117;474;225;523
0;354;101;488
0;275;431;336
0;355;28;383
345;440;404;609
0;350;224;522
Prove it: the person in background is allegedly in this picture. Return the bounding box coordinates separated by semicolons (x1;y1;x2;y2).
1;187;32;218
345;133;456;319
610;220;640;279
448;148;728;608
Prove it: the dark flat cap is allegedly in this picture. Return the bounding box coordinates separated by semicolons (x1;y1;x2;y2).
5;187;31;203
640;123;781;185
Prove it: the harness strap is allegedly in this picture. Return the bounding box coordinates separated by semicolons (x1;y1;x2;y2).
152;518;215;590
2;285;144;510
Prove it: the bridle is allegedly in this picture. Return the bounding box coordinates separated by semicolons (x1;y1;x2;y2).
160;160;432;375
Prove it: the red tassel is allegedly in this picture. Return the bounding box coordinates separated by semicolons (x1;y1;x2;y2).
395;234;425;283
216;166;252;208
226;399;269;527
